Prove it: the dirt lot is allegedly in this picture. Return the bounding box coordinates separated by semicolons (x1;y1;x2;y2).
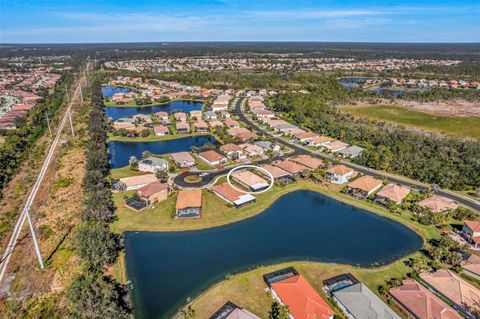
397;99;480;117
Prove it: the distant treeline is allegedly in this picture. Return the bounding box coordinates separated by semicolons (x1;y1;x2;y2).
3;42;480;60
272;91;480;191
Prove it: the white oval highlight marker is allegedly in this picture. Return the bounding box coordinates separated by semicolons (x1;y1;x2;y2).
226;164;274;195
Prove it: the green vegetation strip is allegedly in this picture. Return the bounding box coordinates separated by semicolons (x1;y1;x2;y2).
342;105;480;140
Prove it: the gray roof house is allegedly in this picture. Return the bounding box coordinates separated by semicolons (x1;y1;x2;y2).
337;145;365;158
138;157;169;173
332;283;400;319
253;140;280;151
271;123;297;131
203;111;218;120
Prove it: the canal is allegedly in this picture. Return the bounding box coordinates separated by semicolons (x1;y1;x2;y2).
108;135;216;168
125;190;422;319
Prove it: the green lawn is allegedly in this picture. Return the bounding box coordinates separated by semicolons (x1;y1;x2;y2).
342;105;480;140
109;166;147;179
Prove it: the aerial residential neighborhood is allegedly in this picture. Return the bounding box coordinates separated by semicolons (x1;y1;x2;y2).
0;2;479;319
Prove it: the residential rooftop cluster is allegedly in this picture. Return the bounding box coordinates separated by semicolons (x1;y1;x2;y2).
210;263;480;319
104;57;460;73
105;76;223;105
342;76;480;90
0;65;64;130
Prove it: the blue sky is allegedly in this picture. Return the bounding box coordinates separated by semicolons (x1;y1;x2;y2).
1;0;479;43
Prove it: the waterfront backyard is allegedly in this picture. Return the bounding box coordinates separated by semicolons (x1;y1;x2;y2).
123;190;423;319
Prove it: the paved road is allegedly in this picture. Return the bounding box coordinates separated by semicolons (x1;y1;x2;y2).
0;65;88;284
233;97;480;212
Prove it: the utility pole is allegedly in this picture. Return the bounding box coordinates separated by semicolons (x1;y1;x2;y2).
79;86;84;104
45;111;52;137
26;207;44;269
65;86;70;104
68;109;75;137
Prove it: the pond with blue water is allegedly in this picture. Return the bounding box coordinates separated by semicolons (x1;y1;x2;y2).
108;135;216;168
125;190;422;319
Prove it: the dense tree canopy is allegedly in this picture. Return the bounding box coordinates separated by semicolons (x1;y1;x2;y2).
272;92;480;190
67;271;131;319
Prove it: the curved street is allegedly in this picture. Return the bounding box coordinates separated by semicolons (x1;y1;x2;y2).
174;97;480;212
233;97;480;212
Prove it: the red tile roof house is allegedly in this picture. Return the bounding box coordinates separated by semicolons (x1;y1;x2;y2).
419;269;480;316
198;150;227;166
308;136;334;148
193;121;209;133
461;221;480;249
138;181;170;207
155;111;169;123
175;189;202;219
346;176;383;199
291;155;323;170
260;164;294;185
374;183;411;205
293;131;319;143
239;143;264;157
389;278;461;319
268;274;335;319
118;174;158;191
174;112;187;122
418;195;458;213
153;124;169;136
227;127;258;141
219;143;246;160
176;121;191;134
225;118;240;128
322;140;349;153
190;110;203;120
272;160;307;178
461;254;480;281
170;152;196;168
211;182;256;208
208;120;224;129
326;165;356;185
231;170;270;192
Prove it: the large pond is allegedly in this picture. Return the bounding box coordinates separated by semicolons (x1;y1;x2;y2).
102;86;133;98
108;135;216;168
125;190;422;319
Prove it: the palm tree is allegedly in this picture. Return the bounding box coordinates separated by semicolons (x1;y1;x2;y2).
155;169;169;183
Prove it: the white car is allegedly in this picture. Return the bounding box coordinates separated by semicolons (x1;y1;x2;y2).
199;172;209;177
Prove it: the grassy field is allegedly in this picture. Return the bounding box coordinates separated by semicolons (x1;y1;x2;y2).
189;259;416;318
341;105;480;139
110;165;147;179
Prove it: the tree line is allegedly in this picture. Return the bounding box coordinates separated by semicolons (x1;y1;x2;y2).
271;90;480;191
67;80;132;319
